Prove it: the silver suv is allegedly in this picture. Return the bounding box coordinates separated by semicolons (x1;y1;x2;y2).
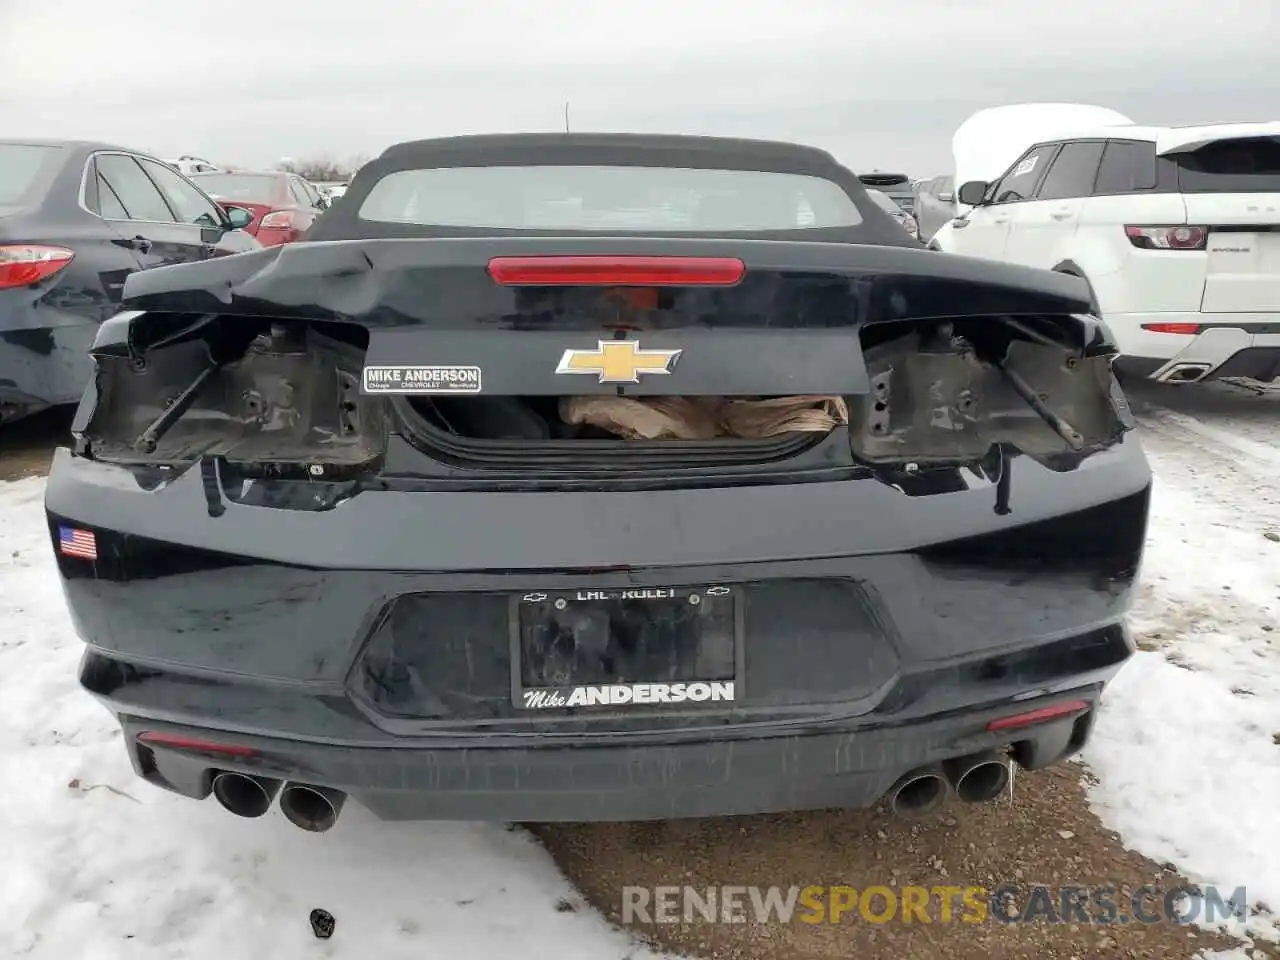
912;175;957;242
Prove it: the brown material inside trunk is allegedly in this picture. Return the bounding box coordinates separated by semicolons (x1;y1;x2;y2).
412;395;849;442
560;396;849;440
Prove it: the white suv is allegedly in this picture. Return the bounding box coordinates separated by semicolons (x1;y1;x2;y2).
931;121;1280;384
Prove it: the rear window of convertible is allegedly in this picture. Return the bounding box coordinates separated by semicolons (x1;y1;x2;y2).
356;165;864;231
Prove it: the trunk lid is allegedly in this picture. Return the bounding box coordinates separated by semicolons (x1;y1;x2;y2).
1161;126;1280;313
120;235;1099;399
92;236;1124;485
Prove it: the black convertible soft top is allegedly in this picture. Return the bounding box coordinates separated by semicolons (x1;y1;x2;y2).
305;133;917;246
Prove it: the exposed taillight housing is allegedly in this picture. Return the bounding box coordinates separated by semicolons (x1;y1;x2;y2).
902;214;919;239
1124;225;1208;251
0;244;75;289
259;211;296;230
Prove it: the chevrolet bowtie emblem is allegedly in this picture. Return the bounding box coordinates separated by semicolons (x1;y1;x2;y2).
555;340;682;384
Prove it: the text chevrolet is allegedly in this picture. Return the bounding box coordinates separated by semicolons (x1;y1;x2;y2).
46;134;1151;831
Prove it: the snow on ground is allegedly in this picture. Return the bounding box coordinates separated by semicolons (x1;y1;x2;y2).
1;380;1277;957
0;478;665;960
1084;384;1280;944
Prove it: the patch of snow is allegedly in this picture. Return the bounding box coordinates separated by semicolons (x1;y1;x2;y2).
0;478;665;960
1085;398;1280;946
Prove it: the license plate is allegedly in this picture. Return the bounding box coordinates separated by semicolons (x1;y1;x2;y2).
510;586;741;710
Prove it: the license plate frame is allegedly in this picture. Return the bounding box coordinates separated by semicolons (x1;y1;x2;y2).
508;585;744;711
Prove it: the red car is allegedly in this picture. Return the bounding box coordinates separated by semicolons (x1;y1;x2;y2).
189;171;327;246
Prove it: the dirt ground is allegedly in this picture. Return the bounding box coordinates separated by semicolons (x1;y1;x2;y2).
533;763;1273;960
0;407;72;481
3;408;1273;960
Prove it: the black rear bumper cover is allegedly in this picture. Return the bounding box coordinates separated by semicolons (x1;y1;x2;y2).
48;435;1151;821
121;691;1102;822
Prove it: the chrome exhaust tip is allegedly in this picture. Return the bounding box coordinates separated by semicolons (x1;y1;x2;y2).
1157;362;1212;383
889;767;949;819
943;750;1011;803
211;772;281;818
279;783;346;833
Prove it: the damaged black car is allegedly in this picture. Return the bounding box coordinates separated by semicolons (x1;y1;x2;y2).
46;134;1151;831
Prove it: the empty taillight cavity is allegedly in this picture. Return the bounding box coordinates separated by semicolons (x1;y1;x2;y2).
486;255;746;287
1124;225;1208;250
0;244;75;289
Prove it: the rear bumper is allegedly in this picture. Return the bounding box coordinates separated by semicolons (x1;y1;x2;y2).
119;691;1106;822
47;437;1151;821
1105;311;1280;382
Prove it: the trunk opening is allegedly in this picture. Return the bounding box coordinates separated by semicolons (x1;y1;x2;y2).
392;394;837;471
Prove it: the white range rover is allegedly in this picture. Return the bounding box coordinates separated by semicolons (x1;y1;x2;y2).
931;121;1280;385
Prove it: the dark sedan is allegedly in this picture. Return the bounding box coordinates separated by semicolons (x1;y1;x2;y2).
0;139;260;423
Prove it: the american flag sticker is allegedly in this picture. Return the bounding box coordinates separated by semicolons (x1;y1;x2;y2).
58;525;98;561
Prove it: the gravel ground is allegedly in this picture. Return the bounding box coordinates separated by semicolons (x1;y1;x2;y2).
532;765;1271;960
0;408;71;481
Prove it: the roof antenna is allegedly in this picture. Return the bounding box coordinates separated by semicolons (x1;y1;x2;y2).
563;101;571;133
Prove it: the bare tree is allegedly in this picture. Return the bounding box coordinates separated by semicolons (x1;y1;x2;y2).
274;155;368;182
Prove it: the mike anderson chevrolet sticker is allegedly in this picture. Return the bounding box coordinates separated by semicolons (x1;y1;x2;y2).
521;681;735;710
362;365;482;394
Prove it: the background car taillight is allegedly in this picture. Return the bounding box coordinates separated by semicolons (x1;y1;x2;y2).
0;244;75;289
259;211;296;230
1124;225;1208;251
902;213;919;239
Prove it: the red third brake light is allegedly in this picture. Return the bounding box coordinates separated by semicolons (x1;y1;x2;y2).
487;255;746;287
0;245;75;289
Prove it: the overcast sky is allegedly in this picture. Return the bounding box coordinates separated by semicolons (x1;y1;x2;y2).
1;0;1275;176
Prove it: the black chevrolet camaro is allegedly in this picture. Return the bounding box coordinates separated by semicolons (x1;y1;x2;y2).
45;133;1150;832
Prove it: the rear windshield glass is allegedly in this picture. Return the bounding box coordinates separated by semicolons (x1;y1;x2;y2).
859;173;909;188
357;165;863;231
1173;137;1280;193
189;173;279;202
0;144;64;206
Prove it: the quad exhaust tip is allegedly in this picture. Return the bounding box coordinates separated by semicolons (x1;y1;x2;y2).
279;783;347;833
211;772;281;818
943;750;1011;803
889;767;949;819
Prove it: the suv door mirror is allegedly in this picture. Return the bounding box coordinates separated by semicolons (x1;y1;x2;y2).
956;181;989;206
224;206;254;230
